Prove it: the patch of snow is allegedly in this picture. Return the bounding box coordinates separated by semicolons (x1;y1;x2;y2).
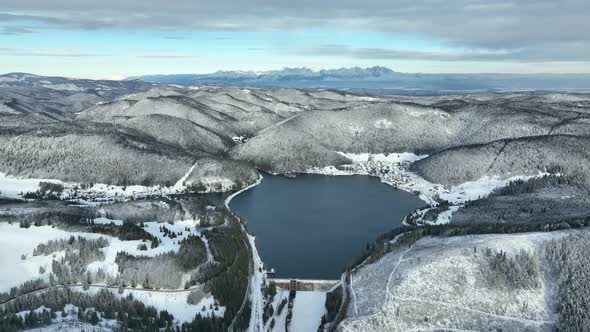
0;223;74;292
290;291;326;332
433;206;460;225
0;172;64;199
118;288;225;323
373;119;393;129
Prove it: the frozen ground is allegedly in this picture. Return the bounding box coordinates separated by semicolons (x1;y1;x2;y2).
290;291;326;332
0;223;74;292
341;231;573;332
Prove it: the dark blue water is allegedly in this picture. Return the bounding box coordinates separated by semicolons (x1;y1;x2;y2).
221;174;424;279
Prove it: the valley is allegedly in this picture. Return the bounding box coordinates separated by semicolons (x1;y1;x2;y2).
1;72;590;331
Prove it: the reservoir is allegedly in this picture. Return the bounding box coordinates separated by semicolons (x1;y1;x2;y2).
218;174;424;279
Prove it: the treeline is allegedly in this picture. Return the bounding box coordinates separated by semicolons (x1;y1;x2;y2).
22;181;65;200
0;288;175;331
480;248;540;290
182;213;251;331
543;232;590;331
114;233;207;289
494;174;586;196
0;131;192;186
0;237;110;304
318;286;342;332
0;279;47;305
348;215;590;271
2;209;158;244
33;236;108;256
5;208;94;229
0;307;53;331
115;252;185;290
47;237;107;285
87;220;159;243
177;235;208;270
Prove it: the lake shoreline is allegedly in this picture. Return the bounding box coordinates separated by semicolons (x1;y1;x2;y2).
227;172;424;279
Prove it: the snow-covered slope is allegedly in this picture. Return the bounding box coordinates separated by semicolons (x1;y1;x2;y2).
342;231;574;332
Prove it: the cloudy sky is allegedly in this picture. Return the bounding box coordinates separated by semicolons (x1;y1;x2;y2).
1;0;589;78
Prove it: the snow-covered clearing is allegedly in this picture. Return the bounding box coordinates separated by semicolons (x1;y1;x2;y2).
0;223;73;292
0;216;212;292
86;218;207;279
308;152;544;225
290;291;326;332
18;285;225;325
117;288;224;322
342;231;573;332
0;172;64;199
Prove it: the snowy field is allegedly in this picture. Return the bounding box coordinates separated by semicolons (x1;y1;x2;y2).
0;223;73;292
0;216;212;292
262;289;326;332
0;172;65;199
115;288;224;322
88;217;212;279
290;291;326;332
342;231;574;332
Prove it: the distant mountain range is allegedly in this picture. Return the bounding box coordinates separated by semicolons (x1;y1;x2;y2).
136;66;590;92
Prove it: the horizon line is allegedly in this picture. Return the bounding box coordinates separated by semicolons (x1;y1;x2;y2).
4;66;590;82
